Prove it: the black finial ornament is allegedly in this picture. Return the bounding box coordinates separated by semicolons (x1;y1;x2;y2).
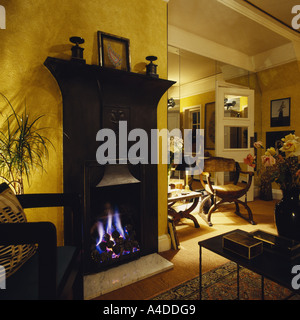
70;36;85;63
146;56;158;78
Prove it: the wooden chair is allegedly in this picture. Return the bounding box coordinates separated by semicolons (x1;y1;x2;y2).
199;157;255;227
0;187;83;300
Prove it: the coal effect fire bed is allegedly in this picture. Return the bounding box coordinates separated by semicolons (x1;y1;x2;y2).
90;202;140;269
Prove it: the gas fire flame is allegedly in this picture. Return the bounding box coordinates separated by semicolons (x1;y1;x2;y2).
96;210;125;247
93;205;139;263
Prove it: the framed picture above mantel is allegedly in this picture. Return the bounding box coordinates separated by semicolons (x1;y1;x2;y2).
97;31;131;72
270;97;290;127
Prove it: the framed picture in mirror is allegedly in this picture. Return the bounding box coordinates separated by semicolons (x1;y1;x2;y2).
205;102;215;150
270;98;290;127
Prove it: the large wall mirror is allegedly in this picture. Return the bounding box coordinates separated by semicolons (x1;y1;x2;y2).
167;46;262;191
167;46;259;154
167;42;300;197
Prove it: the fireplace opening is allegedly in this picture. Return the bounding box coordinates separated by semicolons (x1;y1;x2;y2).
84;162;144;274
90;198;140;270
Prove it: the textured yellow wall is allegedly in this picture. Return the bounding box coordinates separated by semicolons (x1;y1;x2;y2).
0;0;169;244
181;91;215;113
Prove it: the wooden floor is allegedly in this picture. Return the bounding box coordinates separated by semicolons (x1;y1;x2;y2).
93;198;278;300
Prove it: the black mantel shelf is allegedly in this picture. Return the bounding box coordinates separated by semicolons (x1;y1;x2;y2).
44;57;175;107
44;56;174;83
44;57;175;267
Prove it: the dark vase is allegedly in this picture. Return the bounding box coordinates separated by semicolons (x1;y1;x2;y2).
274;188;300;242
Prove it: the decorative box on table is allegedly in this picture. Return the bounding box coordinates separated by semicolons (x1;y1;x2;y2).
250;230;300;260
222;231;263;259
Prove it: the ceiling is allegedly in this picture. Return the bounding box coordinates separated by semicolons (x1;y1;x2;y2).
167;0;299;86
243;0;300;33
168;47;223;85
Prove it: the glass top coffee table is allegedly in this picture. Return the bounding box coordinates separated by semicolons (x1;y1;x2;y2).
198;229;300;300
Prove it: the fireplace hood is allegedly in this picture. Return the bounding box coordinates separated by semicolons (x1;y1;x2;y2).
96;164;140;187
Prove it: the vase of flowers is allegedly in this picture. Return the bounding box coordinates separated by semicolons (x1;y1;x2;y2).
245;134;300;241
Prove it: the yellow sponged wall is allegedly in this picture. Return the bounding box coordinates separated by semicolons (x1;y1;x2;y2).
0;0;169;245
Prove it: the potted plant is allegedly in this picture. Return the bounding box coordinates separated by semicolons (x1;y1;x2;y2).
0;93;53;194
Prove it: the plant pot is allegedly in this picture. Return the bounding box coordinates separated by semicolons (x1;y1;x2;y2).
274;188;300;242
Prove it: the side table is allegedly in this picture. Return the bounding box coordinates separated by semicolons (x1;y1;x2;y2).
168;190;201;228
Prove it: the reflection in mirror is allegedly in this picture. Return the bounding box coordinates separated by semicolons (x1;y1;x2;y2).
167;47;260;192
167;47;255;152
224;95;248;118
224;126;248;149
167;46;181;132
167;41;300;200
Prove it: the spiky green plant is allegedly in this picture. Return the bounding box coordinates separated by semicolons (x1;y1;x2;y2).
0;93;53;194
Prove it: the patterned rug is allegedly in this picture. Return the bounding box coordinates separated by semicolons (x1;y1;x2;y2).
153;261;300;300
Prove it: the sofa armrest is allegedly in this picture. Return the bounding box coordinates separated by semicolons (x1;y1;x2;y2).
0;222;57;300
17;193;82;246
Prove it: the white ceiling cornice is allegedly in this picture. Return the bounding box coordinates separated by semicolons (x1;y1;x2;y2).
168;25;255;72
169;24;298;73
252;42;297;72
180;74;224;99
217;0;300;43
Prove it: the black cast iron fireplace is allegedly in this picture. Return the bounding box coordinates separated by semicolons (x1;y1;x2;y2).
84;161;146;273
44;57;175;275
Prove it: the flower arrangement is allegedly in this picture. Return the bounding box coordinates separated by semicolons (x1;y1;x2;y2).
244;133;300;193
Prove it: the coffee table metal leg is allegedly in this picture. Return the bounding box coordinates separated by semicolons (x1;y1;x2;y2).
237;263;240;300
199;245;202;300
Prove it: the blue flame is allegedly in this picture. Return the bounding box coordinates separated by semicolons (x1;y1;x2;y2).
113;209;125;238
96;221;105;247
95;205;140;259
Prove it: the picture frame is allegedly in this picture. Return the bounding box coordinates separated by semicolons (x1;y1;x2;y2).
204;102;215;150
270;98;290;127
97;31;131;71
